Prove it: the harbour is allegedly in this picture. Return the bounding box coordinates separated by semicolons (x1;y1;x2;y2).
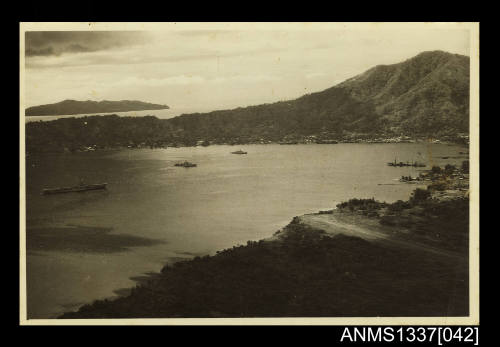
25;143;467;318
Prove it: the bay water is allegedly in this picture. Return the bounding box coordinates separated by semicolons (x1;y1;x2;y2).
25;143;467;318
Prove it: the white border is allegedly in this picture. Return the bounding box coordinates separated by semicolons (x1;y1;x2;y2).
19;22;480;326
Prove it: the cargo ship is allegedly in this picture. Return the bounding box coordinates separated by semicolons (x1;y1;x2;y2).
42;183;107;195
231;150;247;154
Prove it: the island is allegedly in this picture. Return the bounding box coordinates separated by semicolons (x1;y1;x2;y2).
25;99;169;117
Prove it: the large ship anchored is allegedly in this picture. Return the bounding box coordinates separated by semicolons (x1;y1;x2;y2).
42;182;107;195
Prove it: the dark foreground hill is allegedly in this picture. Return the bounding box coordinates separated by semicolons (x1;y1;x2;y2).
60;188;468;318
25;99;169;117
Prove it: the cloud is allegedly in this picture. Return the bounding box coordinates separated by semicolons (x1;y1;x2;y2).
25;27;471;110
175;30;237;37
25;31;150;57
212;75;279;83
117;75;206;87
66;43;94;53
305;72;326;79
25;46;55;56
101;74;278;88
24;30;339;69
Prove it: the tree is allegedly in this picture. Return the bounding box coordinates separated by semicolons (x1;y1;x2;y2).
411;188;431;203
444;164;456;175
431;166;442;174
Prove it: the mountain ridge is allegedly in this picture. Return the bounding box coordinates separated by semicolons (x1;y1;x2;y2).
167;50;469;141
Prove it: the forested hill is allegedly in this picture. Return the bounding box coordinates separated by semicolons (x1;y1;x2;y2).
337;50;469;135
25;100;169;117
25;51;469;153
168;51;469;141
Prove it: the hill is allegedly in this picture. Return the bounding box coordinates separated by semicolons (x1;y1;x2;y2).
337;50;469;135
25;99;169;117
25;51;470;152
60;187;468;318
169;51;469;142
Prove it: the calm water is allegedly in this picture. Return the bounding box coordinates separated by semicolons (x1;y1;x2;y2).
25;143;467;318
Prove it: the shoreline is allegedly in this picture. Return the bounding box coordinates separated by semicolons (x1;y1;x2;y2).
59;164;469;318
25;140;469;157
24;114;469;155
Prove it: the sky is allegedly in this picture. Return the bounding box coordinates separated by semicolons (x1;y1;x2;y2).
23;23;471;112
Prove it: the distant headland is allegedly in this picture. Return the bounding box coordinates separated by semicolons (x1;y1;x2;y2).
25;99;169;117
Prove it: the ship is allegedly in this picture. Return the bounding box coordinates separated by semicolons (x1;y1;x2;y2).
387;158;426;167
42;183;107;195
231;150;247;154
174;161;197;167
315;139;338;144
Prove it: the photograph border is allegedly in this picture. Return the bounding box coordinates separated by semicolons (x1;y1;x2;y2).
19;21;480;326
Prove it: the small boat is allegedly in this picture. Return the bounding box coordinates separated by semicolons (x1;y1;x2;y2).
42;183;107;195
174;161;197;167
399;175;421;182
231;150;247;154
387;158;405;167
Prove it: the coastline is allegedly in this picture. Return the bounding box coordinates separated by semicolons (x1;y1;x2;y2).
59;165;469;319
25;137;469;157
24;114;469;155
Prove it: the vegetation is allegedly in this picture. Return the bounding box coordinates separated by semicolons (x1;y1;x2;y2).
419;162;469;191
431;165;442;174
336;198;385;211
336;186;468;253
387;199;412;212
410;188;432;203
444;164;456;175
59;186;469;319
61;219;467;318
336;198;387;217
26;51;469;153
427;181;448;191
26;115;178;153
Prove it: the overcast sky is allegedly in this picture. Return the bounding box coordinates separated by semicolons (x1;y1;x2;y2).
23;24;471;112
